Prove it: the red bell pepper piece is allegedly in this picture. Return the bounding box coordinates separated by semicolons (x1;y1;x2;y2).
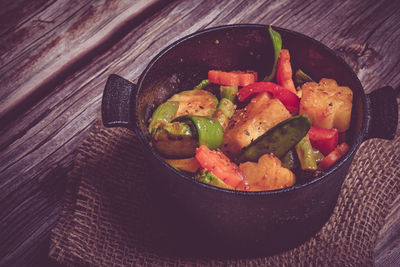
276;49;296;93
318;142;350;170
195;145;244;188
307;126;338;155
237;82;300;115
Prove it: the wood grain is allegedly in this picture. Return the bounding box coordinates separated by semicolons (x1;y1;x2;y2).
0;0;163;118
0;0;399;265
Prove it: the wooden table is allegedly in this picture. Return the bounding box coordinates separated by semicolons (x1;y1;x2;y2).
1;0;399;265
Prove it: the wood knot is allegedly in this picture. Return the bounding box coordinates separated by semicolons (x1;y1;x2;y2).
336;42;381;73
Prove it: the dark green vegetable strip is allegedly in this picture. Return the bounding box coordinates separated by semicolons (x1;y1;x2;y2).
213;98;235;130
193;79;210;90
152;122;198;158
295;136;317;171
173;115;223;150
148;101;179;134
237;115;311;163
295;69;314;85
220;85;238;102
281;149;297;170
194;170;233;189
264;26;282;82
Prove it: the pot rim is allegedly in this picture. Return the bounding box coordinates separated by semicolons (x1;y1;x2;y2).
135;23;369;196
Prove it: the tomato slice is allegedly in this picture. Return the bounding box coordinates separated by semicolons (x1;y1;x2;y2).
195;145;244;188
307;126;338;155
318;142;350;170
208;70;257;87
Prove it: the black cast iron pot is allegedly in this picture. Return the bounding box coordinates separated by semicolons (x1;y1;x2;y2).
101;24;398;256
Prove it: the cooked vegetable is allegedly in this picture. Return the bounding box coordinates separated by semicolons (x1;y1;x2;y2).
307;126;338;155
313;148;325;165
148;30;355;192
220;85;238;102
150;89;219;157
169;89;218;118
264;26;282;82
237;82;300;115
318;142;350;170
152;122;198;158
148;101;179;134
213;85;238;130
281;149;297;170
237;115;311;163
295;69;314;85
222;93;291;158
195;145;243;188
173;115;223;150
299;78;353;132
295;136;317;171
276;49;296;93
239;153;296;191
213;98;235;130
193;79;210;90
208;70;257;87
165;157;200;173
194;170;233;189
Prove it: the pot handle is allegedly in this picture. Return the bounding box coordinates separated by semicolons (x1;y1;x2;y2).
364;86;399;141
102;74;137;131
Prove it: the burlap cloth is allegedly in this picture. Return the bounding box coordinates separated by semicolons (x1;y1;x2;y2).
49;119;400;266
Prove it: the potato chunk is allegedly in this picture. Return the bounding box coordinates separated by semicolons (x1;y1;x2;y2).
299;78;353;132
239;153;296;191
222;93;291;158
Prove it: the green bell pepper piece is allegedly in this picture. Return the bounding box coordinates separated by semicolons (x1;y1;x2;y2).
213;98;235;130
148;101;179;134
193;79;210;90
295;69;314;85
173;115;223;150
313;148;325;165
264;26;282;82
295;135;317;171
219;85;238;102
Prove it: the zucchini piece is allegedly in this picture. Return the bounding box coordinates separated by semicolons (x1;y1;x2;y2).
152;122;198;158
237;115;311;163
165;157;200;173
169;89;218;118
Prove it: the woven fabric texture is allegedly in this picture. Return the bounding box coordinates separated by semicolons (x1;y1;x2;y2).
49;121;400;266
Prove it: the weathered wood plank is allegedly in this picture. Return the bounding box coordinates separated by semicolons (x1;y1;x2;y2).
0;0;399;265
0;0;163;118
